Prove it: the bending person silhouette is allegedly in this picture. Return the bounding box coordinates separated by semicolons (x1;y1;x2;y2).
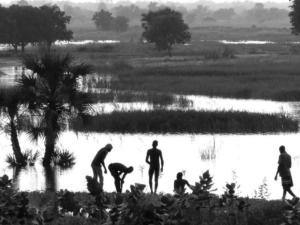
108;163;133;193
146;140;164;194
174;172;193;195
275;145;299;203
91;144;112;190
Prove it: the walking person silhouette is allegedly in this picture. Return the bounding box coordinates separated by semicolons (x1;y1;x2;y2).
274;145;299;204
108;163;134;193
146;140;164;194
91;144;113;190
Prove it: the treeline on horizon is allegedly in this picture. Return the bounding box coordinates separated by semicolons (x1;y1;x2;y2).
0;3;72;52
8;0;290;28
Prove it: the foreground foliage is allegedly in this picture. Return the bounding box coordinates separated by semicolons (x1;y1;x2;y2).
2;172;300;225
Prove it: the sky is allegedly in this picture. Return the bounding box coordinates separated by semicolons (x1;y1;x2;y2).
0;0;287;3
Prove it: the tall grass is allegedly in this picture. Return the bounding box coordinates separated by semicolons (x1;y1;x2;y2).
70;110;298;134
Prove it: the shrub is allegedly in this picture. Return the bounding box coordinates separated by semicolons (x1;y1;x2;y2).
0;175;42;225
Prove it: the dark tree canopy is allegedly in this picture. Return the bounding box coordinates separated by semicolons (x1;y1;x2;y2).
0;4;72;52
92;9;129;32
38;5;73;50
290;0;300;35
92;9;114;31
141;8;191;56
113;16;129;32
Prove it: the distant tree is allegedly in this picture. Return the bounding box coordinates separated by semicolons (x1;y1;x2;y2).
0;6;9;46
113;4;144;22
37;5;73;51
113;16;129;32
213;8;235;20
185;5;211;25
0;5;41;52
17;0;29;6
7;5;41;52
246;3;267;23
290;0;300;35
92;9;114;30
141;8;191;56
97;2;107;11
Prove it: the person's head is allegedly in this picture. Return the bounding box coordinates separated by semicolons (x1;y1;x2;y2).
105;143;113;151
279;145;286;153
152;140;158;148
126;166;134;173
177;172;183;180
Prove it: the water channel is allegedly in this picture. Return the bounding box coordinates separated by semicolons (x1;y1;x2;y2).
1;62;300;199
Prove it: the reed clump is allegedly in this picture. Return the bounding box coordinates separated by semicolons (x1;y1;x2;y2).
70;110;298;134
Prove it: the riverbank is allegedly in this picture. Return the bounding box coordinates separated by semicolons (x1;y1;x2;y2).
24;184;288;225
70;110;298;134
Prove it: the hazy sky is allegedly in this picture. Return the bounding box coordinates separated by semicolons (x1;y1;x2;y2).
0;0;287;3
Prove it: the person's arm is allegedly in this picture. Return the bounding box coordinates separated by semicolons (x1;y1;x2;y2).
101;161;107;174
275;168;279;180
185;180;193;190
146;151;150;164
121;172;127;182
275;156;281;180
160;151;164;172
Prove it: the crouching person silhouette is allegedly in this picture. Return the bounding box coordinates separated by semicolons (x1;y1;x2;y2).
174;172;193;195
108;163;134;193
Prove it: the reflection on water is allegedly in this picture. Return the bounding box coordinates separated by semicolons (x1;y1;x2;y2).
55;40;120;45
2;66;295;117
0;66;25;86
219;40;275;45
1;131;300;199
0;40;121;51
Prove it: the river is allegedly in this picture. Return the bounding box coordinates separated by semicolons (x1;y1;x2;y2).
0;62;300;200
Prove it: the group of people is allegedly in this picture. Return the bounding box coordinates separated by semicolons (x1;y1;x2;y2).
91;140;299;203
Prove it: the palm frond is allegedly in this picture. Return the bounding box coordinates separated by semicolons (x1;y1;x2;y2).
27;126;44;142
70;63;93;77
22;55;45;76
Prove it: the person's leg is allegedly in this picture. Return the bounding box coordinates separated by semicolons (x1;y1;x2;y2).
287;188;297;198
98;167;104;190
282;189;287;201
116;176;121;193
92;165;98;181
149;167;154;193
154;167;159;194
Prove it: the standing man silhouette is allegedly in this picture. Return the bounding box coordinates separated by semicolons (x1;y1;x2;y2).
275;145;299;203
146;140;164;194
91;143;113;190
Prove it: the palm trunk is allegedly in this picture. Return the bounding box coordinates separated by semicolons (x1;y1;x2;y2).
10;118;25;166
43;111;58;166
43;134;56;166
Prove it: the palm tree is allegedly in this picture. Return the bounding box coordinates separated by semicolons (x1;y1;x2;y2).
0;88;26;166
19;53;92;166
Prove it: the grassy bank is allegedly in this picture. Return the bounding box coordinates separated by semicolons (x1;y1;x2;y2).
26;191;286;225
70;110;298;134
2;36;300;101
0;171;293;225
